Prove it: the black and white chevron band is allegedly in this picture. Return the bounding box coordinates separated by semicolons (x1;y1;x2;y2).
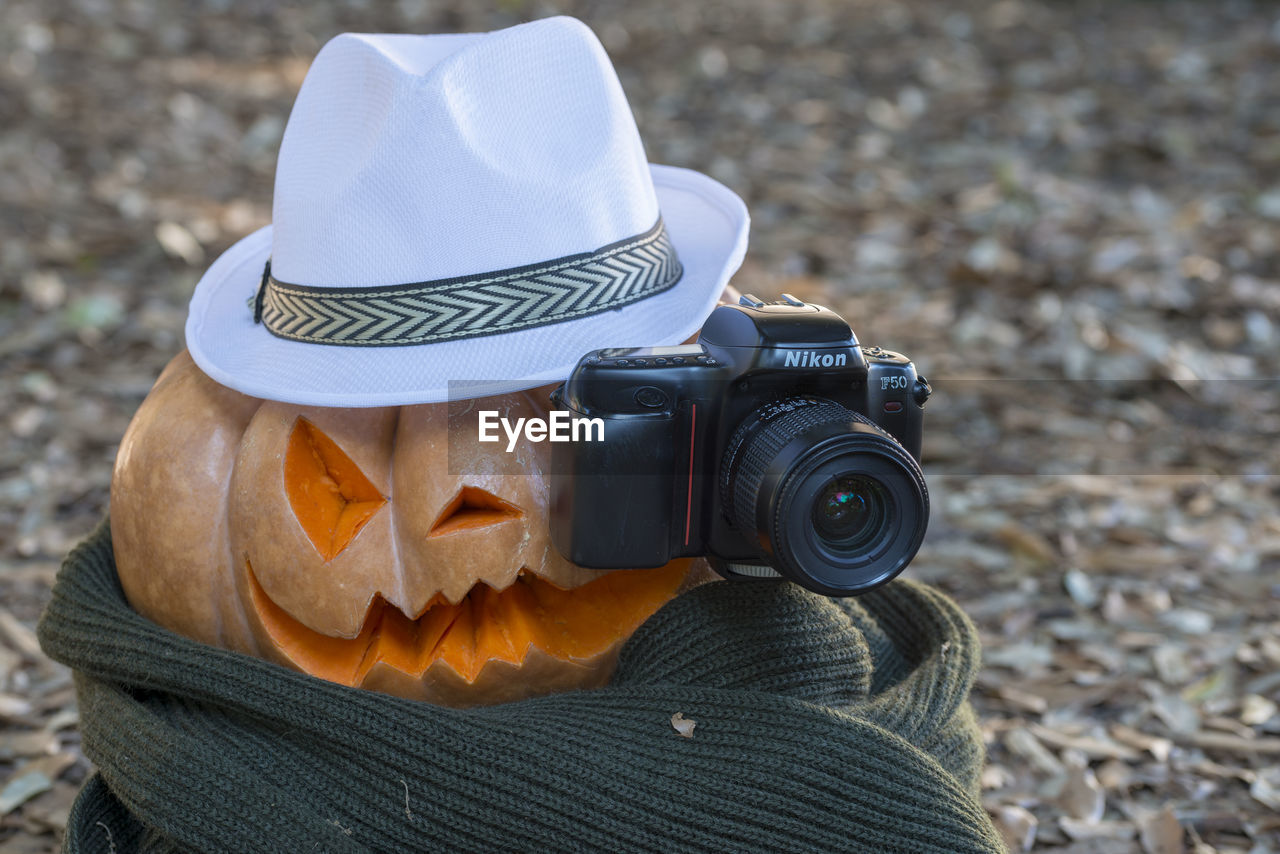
250;218;682;346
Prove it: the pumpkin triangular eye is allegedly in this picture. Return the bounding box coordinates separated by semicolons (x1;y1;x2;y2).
285;417;387;561
430;487;524;538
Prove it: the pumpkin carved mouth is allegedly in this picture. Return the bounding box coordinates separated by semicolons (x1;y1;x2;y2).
245;411;693;697
246;557;687;688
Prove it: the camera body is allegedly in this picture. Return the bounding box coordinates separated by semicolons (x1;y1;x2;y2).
549;294;931;596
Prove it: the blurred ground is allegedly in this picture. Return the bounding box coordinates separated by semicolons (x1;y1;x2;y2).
2;0;1279;851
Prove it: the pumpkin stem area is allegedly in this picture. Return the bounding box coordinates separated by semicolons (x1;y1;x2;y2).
285;418;387;561
246;558;689;688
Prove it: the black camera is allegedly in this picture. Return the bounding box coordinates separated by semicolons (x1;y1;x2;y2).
548;294;931;596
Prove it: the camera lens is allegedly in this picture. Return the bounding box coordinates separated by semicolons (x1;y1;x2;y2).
811;475;888;551
720;397;928;596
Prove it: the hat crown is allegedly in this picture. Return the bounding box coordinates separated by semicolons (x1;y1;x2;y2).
270;17;659;287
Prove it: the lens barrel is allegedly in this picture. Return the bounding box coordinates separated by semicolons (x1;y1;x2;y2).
721;397;928;595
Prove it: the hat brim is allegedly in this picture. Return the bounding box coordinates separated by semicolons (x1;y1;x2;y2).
185;164;748;407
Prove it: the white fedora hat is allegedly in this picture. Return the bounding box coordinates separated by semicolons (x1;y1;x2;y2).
185;16;749;407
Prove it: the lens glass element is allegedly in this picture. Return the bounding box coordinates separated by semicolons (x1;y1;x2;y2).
720;396;928;596
811;475;889;552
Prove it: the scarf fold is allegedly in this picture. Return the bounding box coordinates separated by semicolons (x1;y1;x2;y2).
38;520;1002;853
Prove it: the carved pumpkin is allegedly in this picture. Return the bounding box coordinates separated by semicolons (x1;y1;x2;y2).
110;350;706;707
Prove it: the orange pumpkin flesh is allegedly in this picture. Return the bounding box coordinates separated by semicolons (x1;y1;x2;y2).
429;486;524;537
111;350;708;707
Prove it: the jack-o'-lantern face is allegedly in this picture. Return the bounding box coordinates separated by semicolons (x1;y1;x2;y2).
109;351;702;707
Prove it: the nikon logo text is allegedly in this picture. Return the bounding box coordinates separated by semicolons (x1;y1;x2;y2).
784;350;847;368
478;410;604;453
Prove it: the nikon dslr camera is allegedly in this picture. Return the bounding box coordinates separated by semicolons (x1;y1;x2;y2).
549;294;931;596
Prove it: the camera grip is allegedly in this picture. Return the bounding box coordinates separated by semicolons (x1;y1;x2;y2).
864;350;926;461
549;411;678;568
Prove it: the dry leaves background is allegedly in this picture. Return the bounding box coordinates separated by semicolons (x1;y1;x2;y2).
2;0;1278;851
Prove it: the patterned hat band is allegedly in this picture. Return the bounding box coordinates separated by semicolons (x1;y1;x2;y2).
250;218;682;347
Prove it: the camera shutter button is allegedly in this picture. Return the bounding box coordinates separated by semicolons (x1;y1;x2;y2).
634;387;666;408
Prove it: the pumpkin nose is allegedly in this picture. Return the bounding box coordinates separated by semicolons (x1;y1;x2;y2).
393;482;531;611
429;487;523;537
388;393;602;620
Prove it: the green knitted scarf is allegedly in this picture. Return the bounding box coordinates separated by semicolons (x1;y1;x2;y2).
38;521;1002;853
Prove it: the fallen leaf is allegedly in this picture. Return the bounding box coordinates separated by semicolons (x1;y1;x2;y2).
1109;724;1173;762
0;612;42;660
1005;727;1065;776
1139;806;1184;854
0;730;58;761
670;712;696;738
1250;766;1280;811
1029;724;1140;762
995;522;1056;563
993;804;1037;852
1058;752;1105;822
1240;694;1277;726
155;221;205;265
1175;731;1280;756
0;693;34;721
42;707;79;733
1094;759;1133;790
1059;817;1137;841
0;754;73;817
1062;569;1099;609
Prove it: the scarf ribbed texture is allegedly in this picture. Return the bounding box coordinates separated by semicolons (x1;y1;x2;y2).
37;520;1003;853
